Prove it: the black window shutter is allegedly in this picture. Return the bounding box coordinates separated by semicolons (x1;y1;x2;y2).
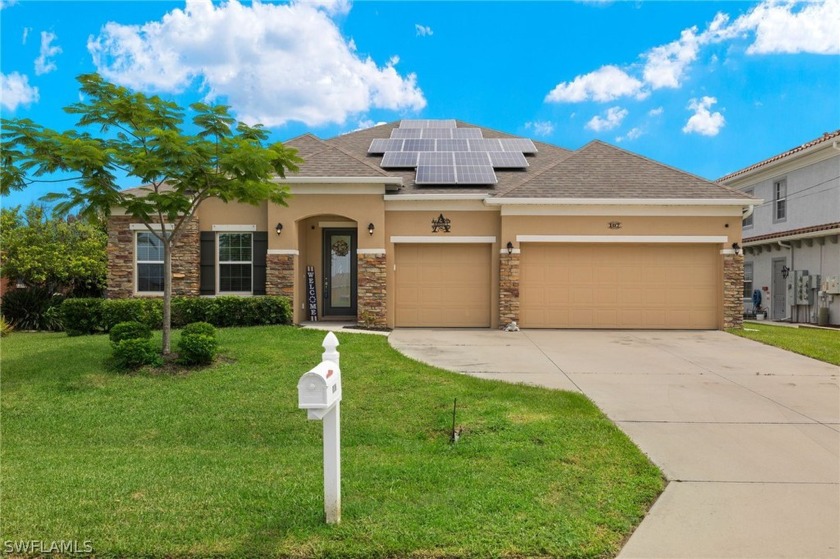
252;232;268;295
200;232;215;295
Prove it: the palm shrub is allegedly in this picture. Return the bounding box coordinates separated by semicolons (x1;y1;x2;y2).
0;316;13;337
0;287;64;331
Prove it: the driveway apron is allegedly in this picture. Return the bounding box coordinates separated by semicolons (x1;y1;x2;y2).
389;329;840;559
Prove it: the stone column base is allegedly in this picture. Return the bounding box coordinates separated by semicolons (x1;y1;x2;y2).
499;252;520;327
723;252;744;329
358;253;387;328
267;254;295;299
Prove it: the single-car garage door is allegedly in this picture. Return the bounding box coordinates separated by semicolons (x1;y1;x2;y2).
520;244;719;329
396;244;491;327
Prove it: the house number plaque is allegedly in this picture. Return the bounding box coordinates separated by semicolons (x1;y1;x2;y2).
608;221;622;230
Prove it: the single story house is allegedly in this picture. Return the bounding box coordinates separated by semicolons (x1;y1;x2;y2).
107;119;755;330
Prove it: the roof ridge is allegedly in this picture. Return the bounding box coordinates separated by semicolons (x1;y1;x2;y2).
717;129;840;183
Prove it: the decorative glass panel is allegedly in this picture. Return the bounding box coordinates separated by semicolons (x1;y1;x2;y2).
330;234;352;308
218;233;253;293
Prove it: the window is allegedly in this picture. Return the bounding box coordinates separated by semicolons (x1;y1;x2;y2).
743;262;754;299
218;233;252;293
774;179;787;221
136;232;164;293
743;189;754;228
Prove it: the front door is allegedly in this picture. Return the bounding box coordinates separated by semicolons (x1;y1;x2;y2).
772;258;787;320
323;229;357;317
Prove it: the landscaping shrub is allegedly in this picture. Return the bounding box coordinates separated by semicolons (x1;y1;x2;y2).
109;321;152;345
101;299;163;331
0;316;13;337
204;296;292;327
0;287;64;331
181;321;216;338
112;338;162;370
178;322;218;365
171;297;208;327
60;298;104;336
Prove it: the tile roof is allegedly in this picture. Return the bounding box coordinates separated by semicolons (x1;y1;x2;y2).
718;130;840;183
311;121;747;200
743;222;840;244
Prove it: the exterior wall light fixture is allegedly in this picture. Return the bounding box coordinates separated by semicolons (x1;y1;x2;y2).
275;223;283;235
732;242;741;255
368;223;375;236
506;241;514;255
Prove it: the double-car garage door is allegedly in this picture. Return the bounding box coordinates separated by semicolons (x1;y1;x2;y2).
394;243;720;329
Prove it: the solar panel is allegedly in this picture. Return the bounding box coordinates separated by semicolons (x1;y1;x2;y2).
400;119;457;129
368;139;404;154
390;128;423;139
500;138;538;154
454;152;491;165
488;151;529;168
416;164;457;184
455;165;497;184
436;139;470;151
452;128;483;139
468;138;503;152
381;151;419;168
403;139;437;152
421;128;453;139
419;152;454;165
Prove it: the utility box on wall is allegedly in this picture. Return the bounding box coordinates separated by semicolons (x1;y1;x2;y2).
821;276;840;295
794;271;815;306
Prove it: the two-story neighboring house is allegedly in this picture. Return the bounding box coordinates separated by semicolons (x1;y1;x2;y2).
719;130;840;326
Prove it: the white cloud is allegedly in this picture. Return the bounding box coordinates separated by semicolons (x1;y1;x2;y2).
734;0;840;55
0;0;18;9
295;0;350;16
546;65;646;103
642;26;701;89
648;106;664;116
1;72;40;111
585;106;628;132
415;24;433;37
682;96;725;136
350;119;387;132
87;0;426;127
525;120;554;136
34;31;62;75
616;127;644;142
22;27;30;45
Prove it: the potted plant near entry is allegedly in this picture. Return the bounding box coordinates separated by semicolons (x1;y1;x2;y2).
752;289;766;320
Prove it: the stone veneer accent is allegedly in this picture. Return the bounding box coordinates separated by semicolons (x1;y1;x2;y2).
266;254;295;298
106;216;199;298
723;252;744;329
357;253;387;328
499;252;520;327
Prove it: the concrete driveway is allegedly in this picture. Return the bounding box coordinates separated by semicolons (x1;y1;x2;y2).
389;329;840;559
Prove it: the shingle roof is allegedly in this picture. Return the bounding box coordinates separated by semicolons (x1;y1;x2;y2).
500;140;750;199
285;120;749;200
718;130;840;183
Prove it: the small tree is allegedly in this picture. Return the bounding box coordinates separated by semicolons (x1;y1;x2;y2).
1;74;300;354
0;204;107;296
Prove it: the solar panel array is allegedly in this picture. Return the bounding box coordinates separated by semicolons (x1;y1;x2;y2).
368;119;537;185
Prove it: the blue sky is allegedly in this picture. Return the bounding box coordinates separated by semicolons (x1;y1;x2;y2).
1;0;839;207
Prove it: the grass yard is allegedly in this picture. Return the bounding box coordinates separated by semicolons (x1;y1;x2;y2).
729;323;840;365
1;327;663;558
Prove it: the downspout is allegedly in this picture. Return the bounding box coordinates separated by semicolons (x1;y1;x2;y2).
778;241;793;322
742;204;755;223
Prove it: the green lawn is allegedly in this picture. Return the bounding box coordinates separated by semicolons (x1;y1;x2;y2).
729;323;840;365
1;327;663;558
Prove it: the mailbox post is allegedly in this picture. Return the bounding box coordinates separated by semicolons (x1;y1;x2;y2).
297;332;342;524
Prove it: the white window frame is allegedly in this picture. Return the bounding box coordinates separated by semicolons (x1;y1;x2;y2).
773;179;787;222
135;231;164;295
743;261;754;300
743;189;754;228
216;232;253;295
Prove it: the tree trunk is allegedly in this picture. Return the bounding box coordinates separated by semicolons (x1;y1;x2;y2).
162;238;172;355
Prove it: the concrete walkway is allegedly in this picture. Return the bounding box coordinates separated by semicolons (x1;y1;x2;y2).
389;329;840;559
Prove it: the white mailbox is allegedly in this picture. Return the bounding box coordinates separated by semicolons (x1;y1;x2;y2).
298;361;342;410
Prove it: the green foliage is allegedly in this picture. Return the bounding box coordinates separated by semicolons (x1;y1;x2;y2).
0;316;13;337
181;321;216;338
59;298;104;336
111;338;162;370
204;296;292;327
177;333;218;366
101;298;163;331
0;204;106;296
170;296;208;326
0;287;64;331
729;323;840;366
109;321;152;345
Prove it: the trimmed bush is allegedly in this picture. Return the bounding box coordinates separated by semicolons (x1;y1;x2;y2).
1;288;65;331
171;297;208;327
102;299;163;331
204;296;292;327
60;298;104;336
112;338;162;370
181;321;216;338
178;334;218;365
109;321;152;345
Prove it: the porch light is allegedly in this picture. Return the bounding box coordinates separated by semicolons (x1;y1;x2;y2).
732;242;741;255
275;222;283;235
368;223;375;236
506;241;514;255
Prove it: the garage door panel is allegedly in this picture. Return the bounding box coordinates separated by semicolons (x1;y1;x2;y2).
396;244;491;328
521;244;719;329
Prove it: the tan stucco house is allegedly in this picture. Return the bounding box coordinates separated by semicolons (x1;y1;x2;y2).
107;119;756;330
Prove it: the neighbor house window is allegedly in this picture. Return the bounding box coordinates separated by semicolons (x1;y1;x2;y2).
774;179;787;221
136;232;164;293
743;261;754;299
743;189;754;228
218;233;252;293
